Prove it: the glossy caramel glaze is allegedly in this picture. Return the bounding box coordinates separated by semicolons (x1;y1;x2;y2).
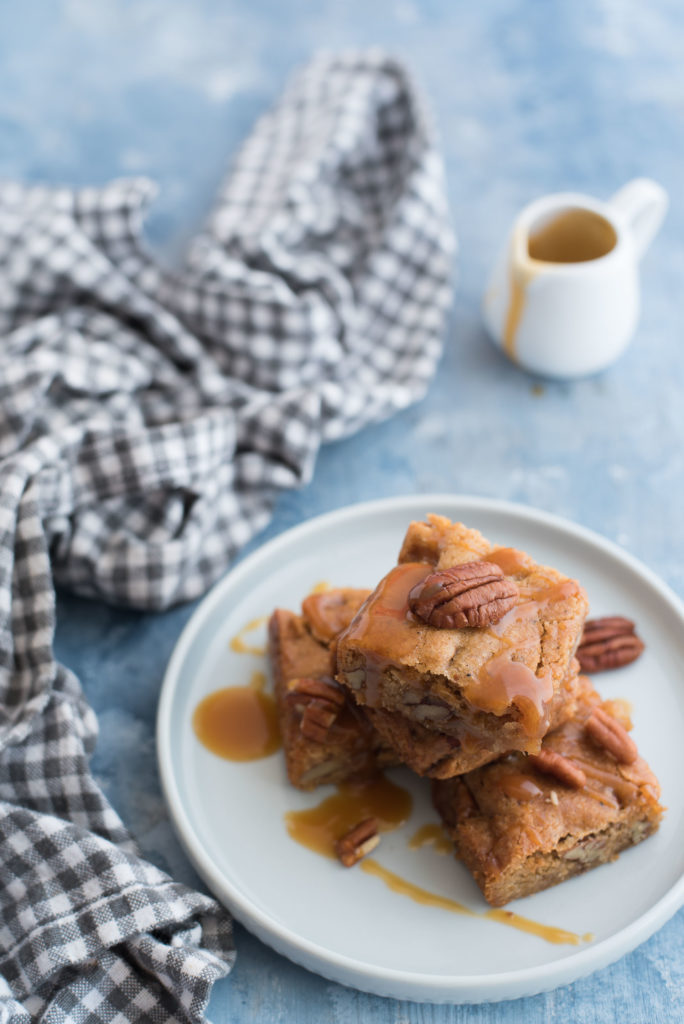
497;772;544;802
285;776;412;858
302;588;372;646
340;555;583;744
471;656;553;737
193;672;281;761
487;547;536;576
360;860;591;946
339;562;432;705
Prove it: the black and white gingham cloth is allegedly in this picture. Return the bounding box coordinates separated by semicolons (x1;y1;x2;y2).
0;52;453;1021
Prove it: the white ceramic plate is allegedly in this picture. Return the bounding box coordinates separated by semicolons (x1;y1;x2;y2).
157;495;684;1003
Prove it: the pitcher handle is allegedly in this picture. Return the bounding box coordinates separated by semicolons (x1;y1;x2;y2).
608;178;668;259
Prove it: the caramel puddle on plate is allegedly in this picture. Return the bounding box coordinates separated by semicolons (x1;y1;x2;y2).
361;861;593;947
408;823;453;855
193;671;281;761
285;776;413;859
230;615;268;655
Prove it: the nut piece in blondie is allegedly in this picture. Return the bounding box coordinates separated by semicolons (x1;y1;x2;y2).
336;515;589;771
432;677;663;906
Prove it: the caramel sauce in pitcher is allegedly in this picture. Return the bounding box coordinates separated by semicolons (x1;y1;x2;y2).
503;207;617;360
528;209;617;264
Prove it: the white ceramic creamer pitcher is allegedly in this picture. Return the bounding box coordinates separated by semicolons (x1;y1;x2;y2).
482;178;668;378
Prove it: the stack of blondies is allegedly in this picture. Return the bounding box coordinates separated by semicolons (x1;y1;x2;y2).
269;515;662;906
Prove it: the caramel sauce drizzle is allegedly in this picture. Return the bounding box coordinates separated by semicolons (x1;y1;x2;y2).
486;547;536;576
285;776;413;859
230;615;268;655
360;860;592;946
470;657;553;737
497;772;544;802
193;672;281;761
341;563;432;706
309;581;331;595
408;823;453;855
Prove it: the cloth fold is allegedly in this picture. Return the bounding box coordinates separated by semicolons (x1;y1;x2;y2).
0;51;453;1020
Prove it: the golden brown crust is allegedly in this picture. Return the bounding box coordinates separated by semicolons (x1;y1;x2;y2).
433;677;663;906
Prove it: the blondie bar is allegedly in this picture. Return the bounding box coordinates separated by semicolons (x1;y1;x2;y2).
269;590;397;789
336;515;588;772
432;677;663;906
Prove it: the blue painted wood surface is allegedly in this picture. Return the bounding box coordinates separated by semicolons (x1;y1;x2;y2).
2;1;683;1020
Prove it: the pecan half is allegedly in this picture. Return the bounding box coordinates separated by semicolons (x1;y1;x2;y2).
408;561;519;629
300;699;339;742
335;817;380;867
585;706;638;764
286;677;346;742
529;748;587;789
286;677;346;707
577;617;644;672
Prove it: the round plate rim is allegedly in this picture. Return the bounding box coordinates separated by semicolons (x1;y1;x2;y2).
157;493;684;1001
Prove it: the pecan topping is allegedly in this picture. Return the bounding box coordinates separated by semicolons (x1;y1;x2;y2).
585;706;638;764
408;561;519;629
577;617;644;673
529;748;587;789
300;700;339;742
286;677;346;742
334;817;380;867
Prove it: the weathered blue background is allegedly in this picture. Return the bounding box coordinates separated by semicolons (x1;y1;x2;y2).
2;0;683;1020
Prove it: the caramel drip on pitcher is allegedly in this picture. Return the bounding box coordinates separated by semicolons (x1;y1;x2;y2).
360;860;592;946
503;261;537;362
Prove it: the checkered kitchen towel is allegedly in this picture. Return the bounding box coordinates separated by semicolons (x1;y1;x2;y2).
0;52;453;1021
